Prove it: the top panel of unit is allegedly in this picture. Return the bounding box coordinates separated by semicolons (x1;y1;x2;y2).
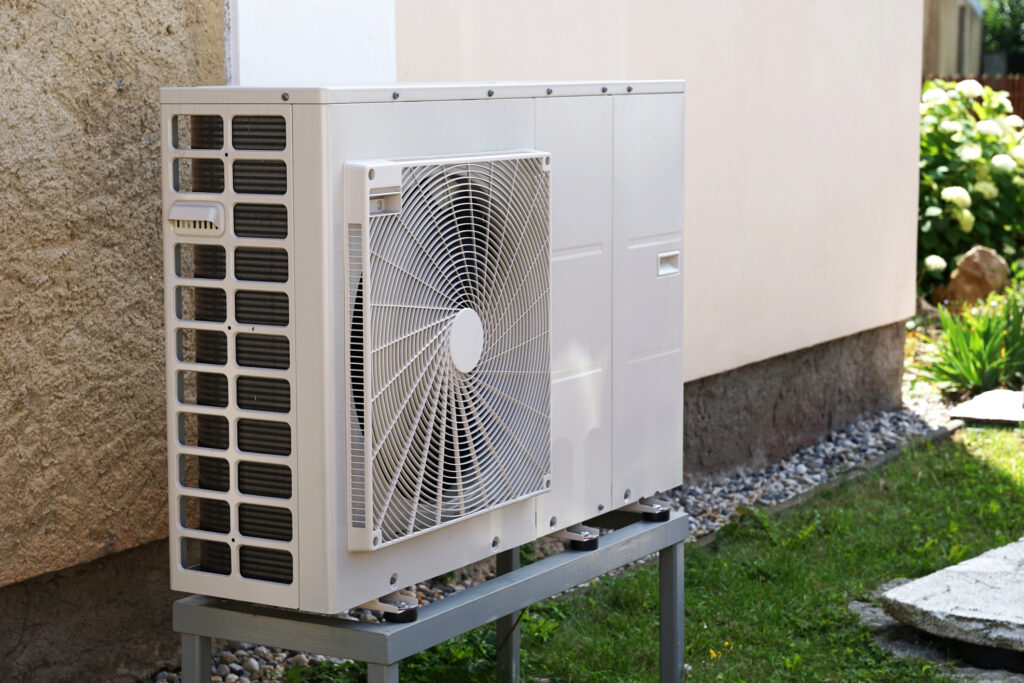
161;80;685;105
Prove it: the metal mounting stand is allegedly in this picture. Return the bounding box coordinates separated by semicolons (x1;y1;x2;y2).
174;512;688;683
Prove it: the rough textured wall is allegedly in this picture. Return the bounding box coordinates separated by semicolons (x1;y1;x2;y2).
0;540;182;682
0;1;224;586
684;323;905;481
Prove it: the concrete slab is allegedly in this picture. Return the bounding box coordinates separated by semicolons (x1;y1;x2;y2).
948;389;1024;425
880;539;1024;653
849;578;1024;681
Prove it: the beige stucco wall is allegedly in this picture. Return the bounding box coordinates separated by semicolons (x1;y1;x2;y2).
0;1;224;586
395;0;922;382
923;0;984;76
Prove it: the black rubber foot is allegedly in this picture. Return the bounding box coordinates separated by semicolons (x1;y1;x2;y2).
643;509;671;522
383;606;418;623
570;537;599;551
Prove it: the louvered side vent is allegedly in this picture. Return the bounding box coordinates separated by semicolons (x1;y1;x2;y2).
168;109;296;592
348;153;552;551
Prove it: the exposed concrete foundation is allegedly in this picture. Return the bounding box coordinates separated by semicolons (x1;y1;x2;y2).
684;322;905;482
0;540;180;683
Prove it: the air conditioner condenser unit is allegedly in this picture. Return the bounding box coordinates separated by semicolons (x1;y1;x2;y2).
162;81;685;615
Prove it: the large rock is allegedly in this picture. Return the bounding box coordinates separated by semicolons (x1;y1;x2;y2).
932;246;1010;306
879;538;1024;652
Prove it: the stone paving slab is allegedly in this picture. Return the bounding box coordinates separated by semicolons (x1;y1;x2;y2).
949;389;1024;425
880;539;1024;653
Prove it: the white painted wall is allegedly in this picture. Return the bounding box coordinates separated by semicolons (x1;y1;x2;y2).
227;0;396;86
394;0;923;382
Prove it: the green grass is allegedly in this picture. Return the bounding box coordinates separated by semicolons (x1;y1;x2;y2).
286;428;1024;682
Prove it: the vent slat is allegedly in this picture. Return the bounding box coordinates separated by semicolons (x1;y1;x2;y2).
238;419;291;456
197;498;230;533
238;461;292;498
194;456;229;492
237;376;290;413
235;248;289;283
236;334;290;369
239;546;292;584
235;291;289;326
234;204;287;239
233;160;287;194
232;116;286;150
239;504;293;541
194;372;228;407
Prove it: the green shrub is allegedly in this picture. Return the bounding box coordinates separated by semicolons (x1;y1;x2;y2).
918;79;1024;291
919;289;1024;396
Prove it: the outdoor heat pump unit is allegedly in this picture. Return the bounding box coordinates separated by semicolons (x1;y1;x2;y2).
162;81;685;615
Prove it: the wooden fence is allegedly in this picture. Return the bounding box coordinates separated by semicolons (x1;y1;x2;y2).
924;73;1024;114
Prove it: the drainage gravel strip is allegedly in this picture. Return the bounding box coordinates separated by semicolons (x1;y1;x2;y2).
148;374;954;681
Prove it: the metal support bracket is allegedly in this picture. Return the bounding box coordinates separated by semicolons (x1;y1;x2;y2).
552;523;598;543
358;588;418;615
624;496;673;522
174;512;688;683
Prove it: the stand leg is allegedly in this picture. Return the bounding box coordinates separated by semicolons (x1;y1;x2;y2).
367;662;400;683
659;542;685;683
495;547;521;682
180;633;211;683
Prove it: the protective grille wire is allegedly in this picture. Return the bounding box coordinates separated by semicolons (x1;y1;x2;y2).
360;157;550;543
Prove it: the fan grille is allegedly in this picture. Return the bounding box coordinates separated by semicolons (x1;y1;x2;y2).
351;154;551;547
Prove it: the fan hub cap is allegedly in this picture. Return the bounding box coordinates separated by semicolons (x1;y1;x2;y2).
450;308;484;373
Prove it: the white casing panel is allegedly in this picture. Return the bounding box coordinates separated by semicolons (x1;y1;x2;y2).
161;82;684;614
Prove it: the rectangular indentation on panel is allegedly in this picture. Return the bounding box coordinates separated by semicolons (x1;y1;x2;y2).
627;346;681;365
237;376;290;413
174;158;224;194
178;370;228;408
236;333;290;369
238;461;292;499
235;291;289;326
179;454;230;492
172;115;223;150
237;419;291;456
657;251;680;278
176;286;226;322
233;160;287;195
179;413;229;450
239;546;292;584
181;537;230;575
177;329;227;365
175;244;225;279
232;115;286;151
627;231;682;250
234;203;288;239
234;247;288;283
180;495;230;534
551;242;604;262
239;503;293;541
551;365;603;385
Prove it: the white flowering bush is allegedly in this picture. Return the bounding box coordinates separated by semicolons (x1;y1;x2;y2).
919;79;1024;290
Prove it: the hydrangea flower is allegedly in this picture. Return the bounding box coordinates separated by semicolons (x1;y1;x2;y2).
1012;144;1024;162
941;185;972;207
977;119;1004;137
1006;114;1024;129
922;88;950;105
958;144;982;161
938;120;962;134
992;153;1017;172
956;208;975;233
956;79;984;98
924;254;948;272
973;180;999;199
997;95;1014;113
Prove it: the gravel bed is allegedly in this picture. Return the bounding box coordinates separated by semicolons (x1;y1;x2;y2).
147;367;954;681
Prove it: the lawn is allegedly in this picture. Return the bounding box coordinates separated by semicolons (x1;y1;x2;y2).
287;427;1024;682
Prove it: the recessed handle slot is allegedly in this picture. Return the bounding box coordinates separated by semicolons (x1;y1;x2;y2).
657;251;680;278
